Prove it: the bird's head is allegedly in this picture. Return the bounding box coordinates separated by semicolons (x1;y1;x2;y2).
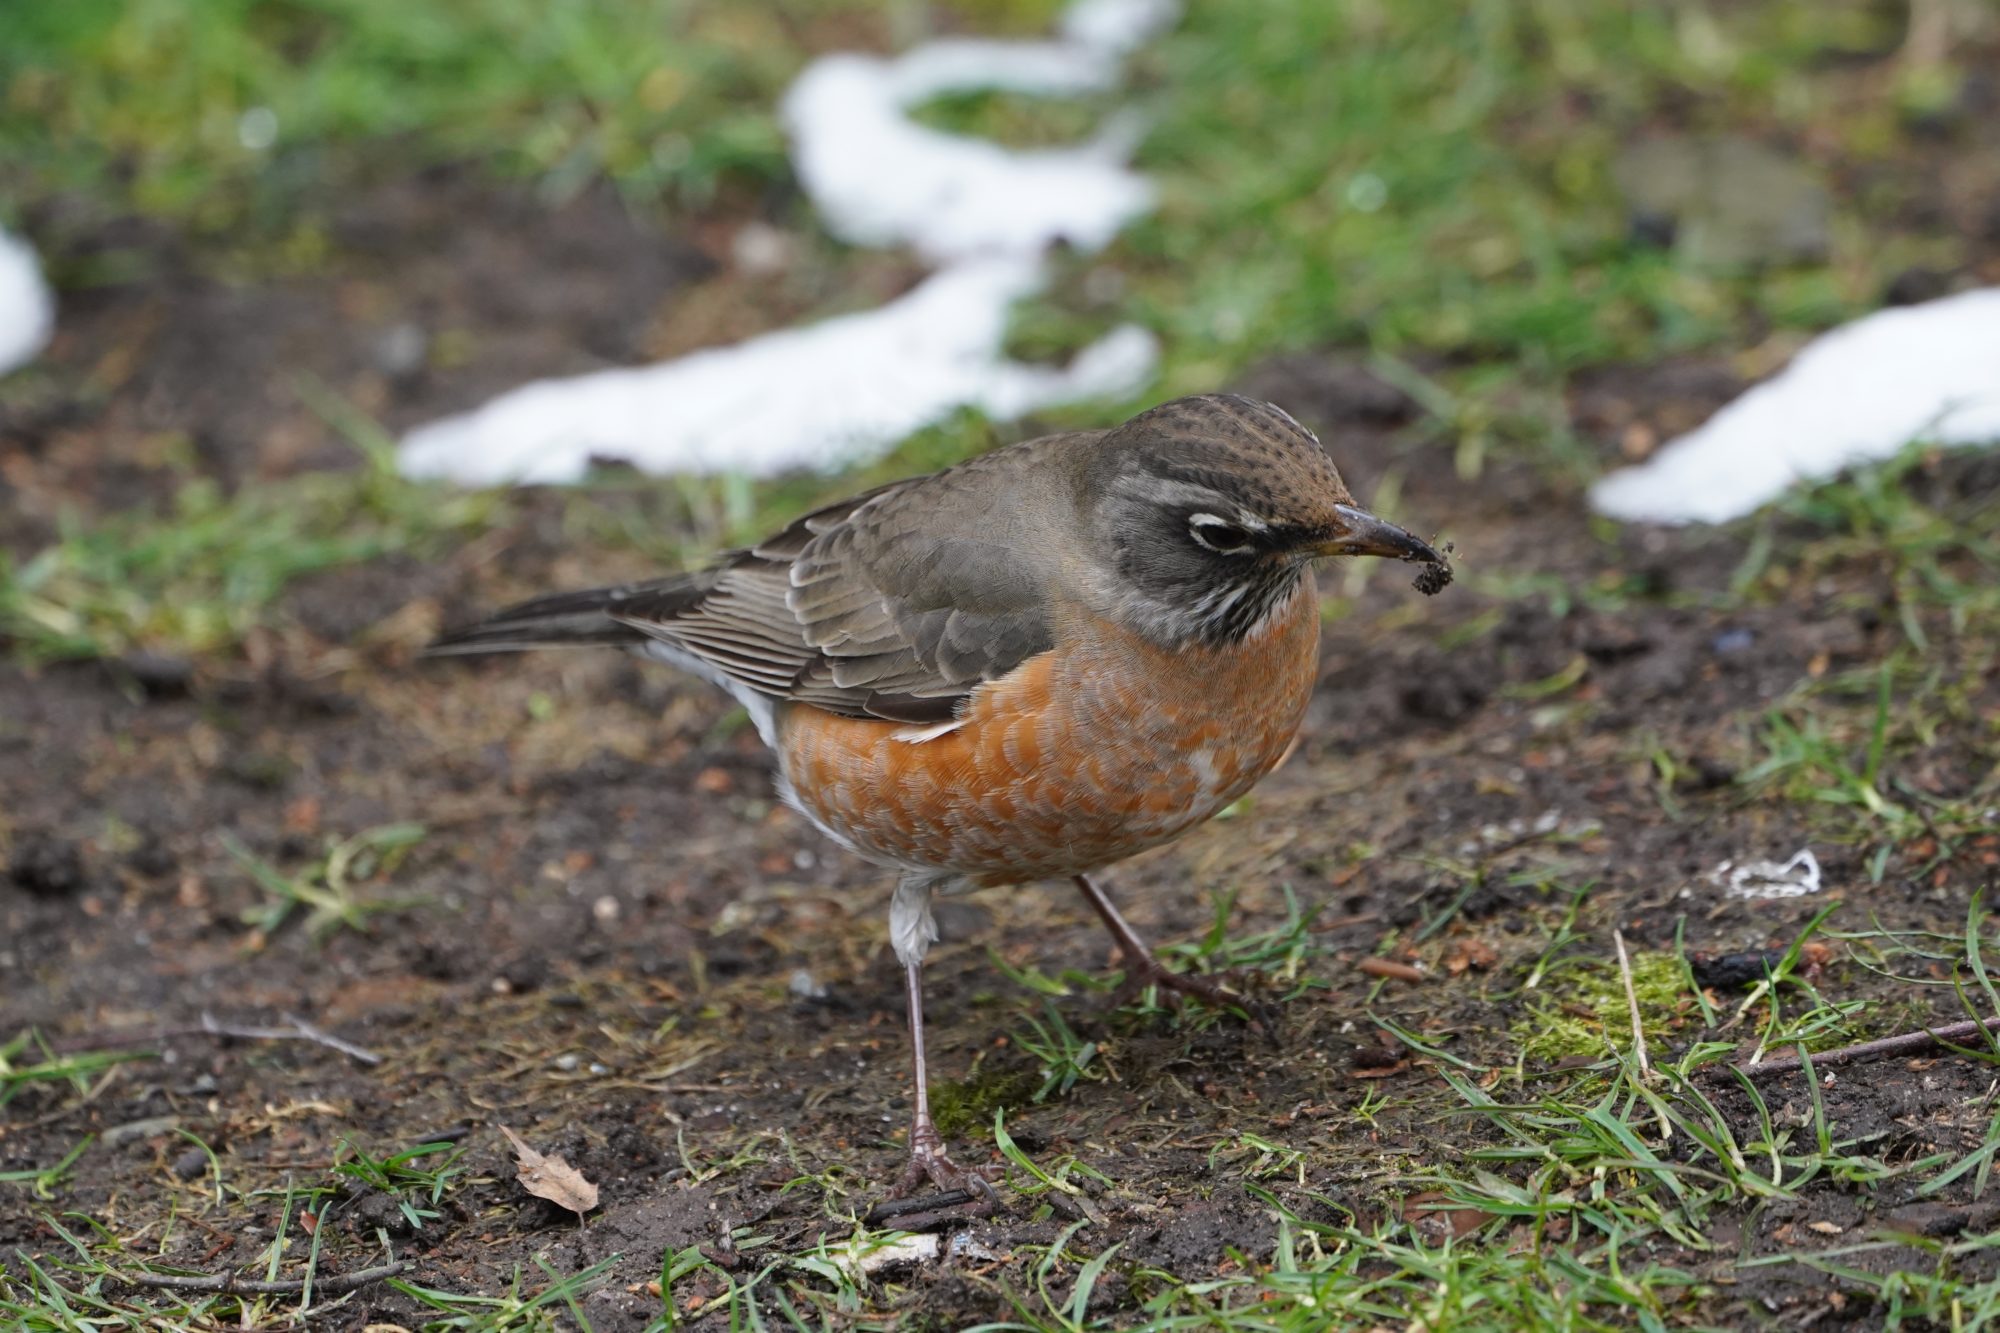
1081;393;1449;644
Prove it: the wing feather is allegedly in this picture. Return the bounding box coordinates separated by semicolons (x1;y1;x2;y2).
589;433;1096;718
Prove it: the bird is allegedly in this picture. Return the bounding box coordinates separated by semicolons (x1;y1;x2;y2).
431;393;1450;1201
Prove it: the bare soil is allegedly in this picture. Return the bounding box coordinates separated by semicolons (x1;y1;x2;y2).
4;174;1999;1330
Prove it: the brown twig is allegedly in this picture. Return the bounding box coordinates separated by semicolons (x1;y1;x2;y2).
36;1013;380;1066
863;1189;978;1224
1357;957;1426;984
122;1259;408;1295
202;1012;383;1065
1736;1016;2000;1079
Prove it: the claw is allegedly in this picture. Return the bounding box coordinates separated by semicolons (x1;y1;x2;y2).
1108;956;1283;1038
1072;874;1284;1039
866;1127;1000;1228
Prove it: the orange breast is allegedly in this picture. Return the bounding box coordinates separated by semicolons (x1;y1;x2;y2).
777;575;1321;884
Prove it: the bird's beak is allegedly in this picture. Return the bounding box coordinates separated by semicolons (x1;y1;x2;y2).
1309;504;1445;565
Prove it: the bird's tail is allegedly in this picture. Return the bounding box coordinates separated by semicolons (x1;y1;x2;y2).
427;576;706;656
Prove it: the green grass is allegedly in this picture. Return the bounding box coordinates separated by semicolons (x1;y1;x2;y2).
12;898;2000;1330
0;1136;483;1330
0;392;503;663
332;1137;469;1233
0;0;1077;241
1773;446;2000;649
0;0;801;236
910;88;1114;149
1511;950;1691;1066
625;1035;2000;1329
226;820;430;941
0;1136;94;1200
0;404;1015;667
1002;0;1986;477
1724;445;2000;872
387;1255;622;1329
0;1032;154;1111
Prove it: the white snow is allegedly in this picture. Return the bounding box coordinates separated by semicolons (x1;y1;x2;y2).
0;226;55;378
1590;288;2000;525
781;51;1151;262
399;0;1174;486
1058;0;1179;54
400;260;1156;484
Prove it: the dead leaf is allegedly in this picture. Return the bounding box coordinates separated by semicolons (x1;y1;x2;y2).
1444;938;1499;975
1351;1040;1409;1079
498;1125;599;1217
1402;1190;1493;1240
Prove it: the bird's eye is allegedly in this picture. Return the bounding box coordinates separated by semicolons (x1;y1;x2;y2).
1188;513;1254;555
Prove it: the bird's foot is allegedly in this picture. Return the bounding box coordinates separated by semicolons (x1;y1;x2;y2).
865;1128;1000;1229
1107;955;1282;1039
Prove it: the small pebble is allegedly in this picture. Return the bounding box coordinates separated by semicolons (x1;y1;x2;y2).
372;322;429;379
732;222;793;276
1712;627;1755;654
789;969;829;1000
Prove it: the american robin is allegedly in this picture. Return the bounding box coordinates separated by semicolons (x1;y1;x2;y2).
433;393;1449;1199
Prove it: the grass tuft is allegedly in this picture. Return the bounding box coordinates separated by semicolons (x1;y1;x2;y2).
1513;951;1688;1065
0;406;503;664
226;821;429;941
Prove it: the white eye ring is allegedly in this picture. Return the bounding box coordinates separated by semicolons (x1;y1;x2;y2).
1188;513;1255;554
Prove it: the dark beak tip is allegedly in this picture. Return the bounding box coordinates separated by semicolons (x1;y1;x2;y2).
1330;504;1444;563
1325;504;1454;594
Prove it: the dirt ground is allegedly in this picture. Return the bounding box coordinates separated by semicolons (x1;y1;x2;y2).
4;173;2000;1329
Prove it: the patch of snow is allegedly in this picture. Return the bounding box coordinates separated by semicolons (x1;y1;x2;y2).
0;226;55;377
1060;0;1180;54
399;259;1156;484
1591;288;2000;524
399;0;1173;486
782;52;1151;262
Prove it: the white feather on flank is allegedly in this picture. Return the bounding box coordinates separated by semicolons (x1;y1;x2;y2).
890;876;943;967
893;718;968;743
636;640;778;746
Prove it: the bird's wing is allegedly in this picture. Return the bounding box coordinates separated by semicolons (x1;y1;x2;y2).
610;444;1083;722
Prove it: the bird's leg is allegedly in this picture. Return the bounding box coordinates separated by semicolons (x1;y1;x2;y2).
1072;873;1272;1026
890;956;992;1199
881;877;997;1207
